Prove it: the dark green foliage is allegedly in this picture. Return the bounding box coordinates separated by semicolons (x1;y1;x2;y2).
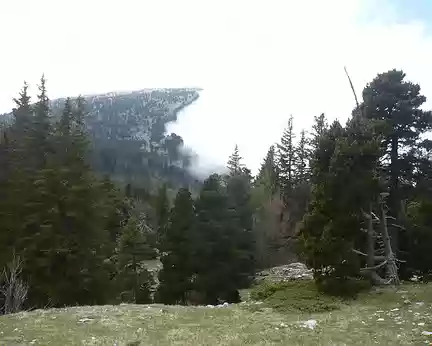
226;171;255;288
154;184;170;249
406;199;432;280
361;70;432;255
193;174;242;304
277;115;295;197
156;188;195;304
116;216;154;304
0;81;144;308
255;145;279;195
250;280;342;313
293;129;309;185
299;118;382;295
227;144;244;176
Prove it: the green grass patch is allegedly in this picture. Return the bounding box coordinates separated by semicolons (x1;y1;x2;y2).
250;280;342;313
1;283;432;345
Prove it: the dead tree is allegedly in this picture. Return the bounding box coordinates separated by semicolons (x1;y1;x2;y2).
353;193;401;285
0;254;29;314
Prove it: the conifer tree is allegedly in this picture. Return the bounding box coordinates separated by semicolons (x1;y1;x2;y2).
294;129;309;185
156;188;195;304
194;174;241;304
360;69;432;255
116;216;154;304
154;183;170;248
255;145;279;195
227;144;244;176
277;115;295;198
226;172;255;288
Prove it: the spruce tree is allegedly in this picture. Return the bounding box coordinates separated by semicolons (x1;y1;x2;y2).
294;129;309;185
226;172;255;288
255;145;279;195
194;174;241;304
156;188;195;304
116;216;154;304
299;118;382;294
154;183;169;248
277;115;295;199
227;144;244;176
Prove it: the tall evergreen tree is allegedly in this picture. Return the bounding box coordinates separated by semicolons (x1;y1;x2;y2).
299;118;382;294
255;145;279;195
360;70;432;254
226;171;255;288
156;188;195;304
116;216;154;304
154;183;169;248
194;174;240;304
293;129;309;185
227;144;244;176
277;115;296;198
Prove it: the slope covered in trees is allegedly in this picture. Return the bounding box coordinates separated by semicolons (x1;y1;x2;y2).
2;88;201;192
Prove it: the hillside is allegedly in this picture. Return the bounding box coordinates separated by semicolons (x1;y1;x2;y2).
1;88;202;191
1;283;432;345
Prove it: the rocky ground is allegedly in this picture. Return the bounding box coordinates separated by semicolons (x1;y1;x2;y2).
256;262;313;282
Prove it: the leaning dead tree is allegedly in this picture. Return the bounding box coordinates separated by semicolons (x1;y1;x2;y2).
353;193;401;285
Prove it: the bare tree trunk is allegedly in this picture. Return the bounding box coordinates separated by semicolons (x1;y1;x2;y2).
1;254;29;314
366;203;374;269
379;199;400;285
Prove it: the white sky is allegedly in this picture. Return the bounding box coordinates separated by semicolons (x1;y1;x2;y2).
1;0;432;174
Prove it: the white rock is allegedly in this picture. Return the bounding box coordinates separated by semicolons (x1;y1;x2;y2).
418;323;425;326
302;319;318;330
377;318;385;322
391;308;400;312
422;331;432;336
206;305;215;308
222;302;229;307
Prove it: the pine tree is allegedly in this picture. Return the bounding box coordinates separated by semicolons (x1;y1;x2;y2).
156;188;195;304
255;145;279;195
154;183;169;248
193;174;241;304
227;144;244;176
277;115;296;198
293;129;309;185
299;118;383;294
117;216;154;303
32;75;52;168
361;69;432;256
226;172;255;288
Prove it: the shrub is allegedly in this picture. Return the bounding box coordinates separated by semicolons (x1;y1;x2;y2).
250;280;342;313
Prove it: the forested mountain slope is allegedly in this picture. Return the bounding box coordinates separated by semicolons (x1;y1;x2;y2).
2;88;201;191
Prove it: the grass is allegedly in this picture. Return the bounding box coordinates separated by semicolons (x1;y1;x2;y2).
1;282;432;345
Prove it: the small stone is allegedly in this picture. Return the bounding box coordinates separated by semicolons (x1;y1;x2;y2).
391;308;400;312
418;323;425;326
302;319;317;330
377;318;385;322
422;331;432;336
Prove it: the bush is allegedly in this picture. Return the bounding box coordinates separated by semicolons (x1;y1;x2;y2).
250;280;342;313
315;276;372;298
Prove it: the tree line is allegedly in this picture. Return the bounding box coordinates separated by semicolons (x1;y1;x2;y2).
0;68;431;312
0;78;256;310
